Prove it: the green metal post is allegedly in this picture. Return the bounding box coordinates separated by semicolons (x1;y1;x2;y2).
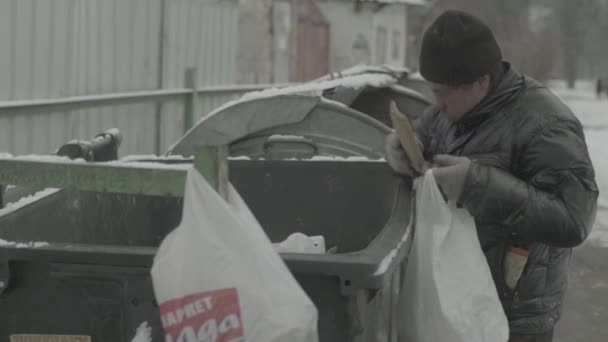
193;145;229;199
183;68;198;134
0;159;187;197
0;145;229;199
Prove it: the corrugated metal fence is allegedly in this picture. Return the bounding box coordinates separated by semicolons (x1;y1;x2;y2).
0;0;244;156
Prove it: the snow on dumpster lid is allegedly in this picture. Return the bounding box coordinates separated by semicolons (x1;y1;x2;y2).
408;71;424;80
0;153;190;170
0;188;61;216
268;134;307;140
170;72;397;152
0;153;86;163
120;155;191;162
104;160;191;171
269;156;387;162
196;72;396;123
0;188;56;249
309;155;385;162
225;156;386;162
0;239;50;248
374;206;414;276
315;64;410;81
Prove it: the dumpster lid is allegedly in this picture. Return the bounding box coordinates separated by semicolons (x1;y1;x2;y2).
168;94;391;159
168;95;320;155
167;70;400;158
313;64;410;82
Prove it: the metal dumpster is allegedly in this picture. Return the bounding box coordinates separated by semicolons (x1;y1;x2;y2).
0;159;413;342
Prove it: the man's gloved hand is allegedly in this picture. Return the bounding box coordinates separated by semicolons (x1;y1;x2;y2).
432;154;472;202
385;132;422;177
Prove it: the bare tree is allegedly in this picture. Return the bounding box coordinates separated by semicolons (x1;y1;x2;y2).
546;0;608;88
577;0;608;78
407;0;608;84
554;0;585;88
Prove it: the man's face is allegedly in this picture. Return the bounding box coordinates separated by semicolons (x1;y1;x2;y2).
430;76;491;121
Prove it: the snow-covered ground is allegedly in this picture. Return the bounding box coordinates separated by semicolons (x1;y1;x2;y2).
531;81;608;342
553;82;608;247
553;82;608;341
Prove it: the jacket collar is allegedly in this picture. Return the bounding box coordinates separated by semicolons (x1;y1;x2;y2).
456;62;526;133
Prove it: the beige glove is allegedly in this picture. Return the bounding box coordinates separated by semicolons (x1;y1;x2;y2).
432;154;471;202
385;132;423;177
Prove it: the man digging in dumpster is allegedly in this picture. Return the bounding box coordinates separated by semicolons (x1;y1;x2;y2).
385;10;598;342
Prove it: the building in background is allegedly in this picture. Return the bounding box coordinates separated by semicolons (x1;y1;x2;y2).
261;0;428;82
0;0;428;156
315;0;426;73
267;0;331;83
0;0;244;155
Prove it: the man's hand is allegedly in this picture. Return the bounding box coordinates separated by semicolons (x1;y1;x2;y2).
432;154;471;202
385;132;420;177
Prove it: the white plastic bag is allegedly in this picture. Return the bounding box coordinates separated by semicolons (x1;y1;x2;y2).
151;168;319;342
399;170;508;342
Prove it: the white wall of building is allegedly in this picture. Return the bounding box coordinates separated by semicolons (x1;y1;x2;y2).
316;1;408;72
372;4;408;67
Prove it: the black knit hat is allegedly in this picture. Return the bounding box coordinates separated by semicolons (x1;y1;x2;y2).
420;10;502;86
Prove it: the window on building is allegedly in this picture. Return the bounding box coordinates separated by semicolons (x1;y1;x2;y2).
392;30;401;60
376;26;387;64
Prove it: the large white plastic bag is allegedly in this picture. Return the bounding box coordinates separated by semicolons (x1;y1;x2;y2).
151;168;319;342
399;170;508;342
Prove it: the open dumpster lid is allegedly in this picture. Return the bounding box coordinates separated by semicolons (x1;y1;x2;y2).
167;65;432;159
168;94;391;160
308;65;432;126
314;64;410;82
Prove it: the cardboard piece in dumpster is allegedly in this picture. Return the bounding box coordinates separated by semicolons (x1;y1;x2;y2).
151;168;319;342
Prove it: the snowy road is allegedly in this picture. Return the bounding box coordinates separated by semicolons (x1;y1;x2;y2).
551;86;608;342
557;91;608;247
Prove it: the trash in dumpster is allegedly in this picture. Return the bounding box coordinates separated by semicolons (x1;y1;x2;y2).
130;322;152;342
273;232;326;254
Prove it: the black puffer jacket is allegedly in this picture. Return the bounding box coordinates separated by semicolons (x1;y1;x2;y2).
415;63;598;334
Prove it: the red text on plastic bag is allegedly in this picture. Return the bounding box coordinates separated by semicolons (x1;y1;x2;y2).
160;288;244;342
